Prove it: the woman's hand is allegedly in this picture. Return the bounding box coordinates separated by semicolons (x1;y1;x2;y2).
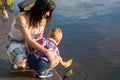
47;51;55;61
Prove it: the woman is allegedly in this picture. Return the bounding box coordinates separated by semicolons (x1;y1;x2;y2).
5;0;56;71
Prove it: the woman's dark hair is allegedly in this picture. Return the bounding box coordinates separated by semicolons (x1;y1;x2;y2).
27;0;56;28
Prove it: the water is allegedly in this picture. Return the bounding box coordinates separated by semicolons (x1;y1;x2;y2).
4;0;120;80
48;0;120;80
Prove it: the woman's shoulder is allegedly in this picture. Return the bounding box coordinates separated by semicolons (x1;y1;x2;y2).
16;12;26;19
15;12;28;25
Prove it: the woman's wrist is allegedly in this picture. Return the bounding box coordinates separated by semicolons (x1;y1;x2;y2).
46;51;55;61
46;50;50;56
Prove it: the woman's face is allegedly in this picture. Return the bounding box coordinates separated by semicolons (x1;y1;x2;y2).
44;11;50;18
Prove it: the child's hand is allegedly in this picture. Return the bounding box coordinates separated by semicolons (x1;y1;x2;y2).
65;59;73;68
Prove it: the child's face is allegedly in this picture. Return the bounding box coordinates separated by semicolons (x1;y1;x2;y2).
56;34;62;45
47;29;63;45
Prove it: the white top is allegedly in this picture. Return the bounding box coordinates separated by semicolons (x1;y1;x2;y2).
9;19;45;41
7;18;45;56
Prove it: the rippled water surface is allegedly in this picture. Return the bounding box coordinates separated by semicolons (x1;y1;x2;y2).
9;0;120;80
49;0;120;80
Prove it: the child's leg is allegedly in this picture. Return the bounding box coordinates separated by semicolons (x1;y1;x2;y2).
59;56;67;67
36;59;53;78
42;57;60;72
27;53;38;70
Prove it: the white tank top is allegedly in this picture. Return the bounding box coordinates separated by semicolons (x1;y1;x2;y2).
9;19;45;41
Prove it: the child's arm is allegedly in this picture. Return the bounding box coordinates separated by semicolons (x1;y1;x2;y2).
59;56;73;68
59;56;66;67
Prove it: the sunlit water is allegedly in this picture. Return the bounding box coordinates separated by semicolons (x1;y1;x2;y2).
7;0;120;80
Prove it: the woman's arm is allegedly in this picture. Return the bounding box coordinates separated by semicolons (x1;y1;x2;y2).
16;14;54;61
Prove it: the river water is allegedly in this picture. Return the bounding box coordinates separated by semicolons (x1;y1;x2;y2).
50;0;120;80
6;0;120;80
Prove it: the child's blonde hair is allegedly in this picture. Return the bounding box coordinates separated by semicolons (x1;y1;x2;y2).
48;28;63;42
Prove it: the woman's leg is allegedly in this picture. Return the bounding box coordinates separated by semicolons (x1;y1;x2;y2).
10;47;27;69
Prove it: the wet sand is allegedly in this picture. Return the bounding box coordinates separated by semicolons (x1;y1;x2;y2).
0;10;62;80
